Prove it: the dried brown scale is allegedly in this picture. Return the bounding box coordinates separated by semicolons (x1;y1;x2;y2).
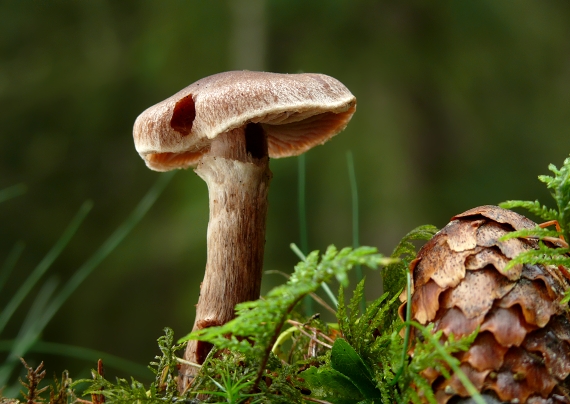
501;347;558;396
479;306;537;347
444;219;484;252
436;307;484;339
440;267;515;319
523;264;567;298
465;248;523;280
497;279;560;328
400;205;570;403
487;369;536;403
411;279;446;324
433;363;489;403
416;239;478;290
550;316;570;343
523;329;570;380
476;221;534;259
452;205;537;231
459;332;508;372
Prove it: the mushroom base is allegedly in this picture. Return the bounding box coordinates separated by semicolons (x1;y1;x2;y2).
179;153;272;391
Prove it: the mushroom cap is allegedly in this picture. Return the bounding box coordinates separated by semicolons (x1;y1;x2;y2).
133;71;357;171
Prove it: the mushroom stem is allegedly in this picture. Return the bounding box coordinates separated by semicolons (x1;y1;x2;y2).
179;124;272;390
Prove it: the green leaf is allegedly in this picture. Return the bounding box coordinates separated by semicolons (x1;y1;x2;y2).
300;366;364;404
330;338;380;399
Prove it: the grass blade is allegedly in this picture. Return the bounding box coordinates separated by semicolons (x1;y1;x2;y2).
298;154;313;315
39;172;175;334
0;340;150;380
0;241;25;294
0;201;93;334
0;277;59;387
0;184;26;204
0;172;173;394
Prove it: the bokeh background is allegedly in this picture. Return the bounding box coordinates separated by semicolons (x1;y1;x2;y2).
1;0;570;392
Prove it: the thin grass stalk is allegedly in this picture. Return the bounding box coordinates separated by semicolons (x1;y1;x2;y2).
298;154;309;255
17;278;58;341
346;151;364;313
298;154;313;315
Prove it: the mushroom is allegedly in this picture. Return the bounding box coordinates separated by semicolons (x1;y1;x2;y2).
133;71;356;388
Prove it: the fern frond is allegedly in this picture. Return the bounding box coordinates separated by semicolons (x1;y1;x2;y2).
148;327;185;398
383;224;438;302
183;246;392;354
79;375;154;404
501;156;570;242
400;323;484;404
498;227;563;242
503;242;570;271
338;276;398;360
543;157;570;240
391;224;439;262
336;286;348;340
346;279;365;340
181;246;394;390
499;200;559;222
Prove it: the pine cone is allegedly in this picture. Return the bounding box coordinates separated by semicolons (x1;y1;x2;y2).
400;205;570;403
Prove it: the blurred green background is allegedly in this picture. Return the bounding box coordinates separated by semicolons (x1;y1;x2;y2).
1;0;570;388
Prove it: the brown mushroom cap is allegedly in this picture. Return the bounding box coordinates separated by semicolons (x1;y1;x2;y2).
133;71;357;171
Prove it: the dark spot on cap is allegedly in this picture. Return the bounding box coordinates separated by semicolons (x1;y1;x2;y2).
170;94;196;136
245;122;268;159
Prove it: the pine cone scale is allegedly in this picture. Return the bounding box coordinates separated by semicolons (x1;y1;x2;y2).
496;279;560;328
465;248;520;279
462;332;508;372
440;267;516;319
